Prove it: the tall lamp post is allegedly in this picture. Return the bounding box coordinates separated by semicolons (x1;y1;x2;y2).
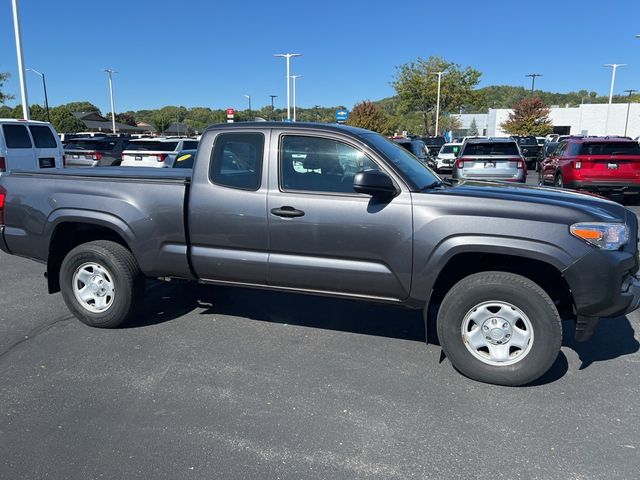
26;68;50;122
274;53;302;120
432;71;444;135
11;0;29;119
623;89;638;137
525;73;543;94
269;94;277;120
291;75;302;122
604;64;626;134
103;69;117;133
244;94;252;121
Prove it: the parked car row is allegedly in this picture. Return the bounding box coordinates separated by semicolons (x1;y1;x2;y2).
63;135;199;168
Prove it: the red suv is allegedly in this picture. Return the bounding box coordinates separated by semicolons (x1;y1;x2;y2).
539;136;640;196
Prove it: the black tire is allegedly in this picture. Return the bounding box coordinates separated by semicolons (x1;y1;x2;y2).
59;240;144;328
437;271;562;386
554;172;564;188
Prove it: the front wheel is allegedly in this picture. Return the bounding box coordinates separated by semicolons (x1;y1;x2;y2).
437;272;562;386
59;240;144;328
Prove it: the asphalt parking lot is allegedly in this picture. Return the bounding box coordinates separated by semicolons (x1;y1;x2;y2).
1;175;639;479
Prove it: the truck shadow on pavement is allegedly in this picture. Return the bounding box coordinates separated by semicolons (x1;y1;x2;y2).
128;281;639;382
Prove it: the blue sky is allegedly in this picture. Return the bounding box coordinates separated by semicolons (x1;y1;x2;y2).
1;0;639;113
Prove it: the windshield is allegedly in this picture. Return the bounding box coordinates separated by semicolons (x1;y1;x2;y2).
363;133;439;189
579;142;640;156
463;142;520;156
125;141;179;152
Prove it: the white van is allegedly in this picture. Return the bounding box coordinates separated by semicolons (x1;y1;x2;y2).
0;119;65;174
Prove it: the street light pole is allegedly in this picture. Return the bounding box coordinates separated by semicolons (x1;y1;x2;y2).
26;68;50;122
432;72;443;135
623;89;638;137
103;69;117;133
291;75;302;122
11;0;29;119
604;64;627;134
269;95;277;120
274;53;302;120
244;94;252;121
525;73;542;94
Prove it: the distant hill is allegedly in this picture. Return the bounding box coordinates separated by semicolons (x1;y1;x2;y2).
373;85;640;115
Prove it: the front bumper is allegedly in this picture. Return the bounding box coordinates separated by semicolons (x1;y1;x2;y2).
563;249;639;319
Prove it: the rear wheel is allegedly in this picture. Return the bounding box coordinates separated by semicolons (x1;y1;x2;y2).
554;172;564;188
436;271;562;386
59;240;144;328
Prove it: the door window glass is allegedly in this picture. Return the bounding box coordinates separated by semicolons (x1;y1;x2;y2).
280;135;379;193
3;124;33;148
209;132;264;190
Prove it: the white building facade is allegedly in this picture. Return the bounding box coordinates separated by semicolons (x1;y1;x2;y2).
453;103;640;138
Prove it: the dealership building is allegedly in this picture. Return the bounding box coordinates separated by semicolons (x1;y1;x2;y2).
453;103;640;138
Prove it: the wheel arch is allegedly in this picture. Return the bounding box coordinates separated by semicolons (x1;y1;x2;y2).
418;239;575;342
46;213;135;293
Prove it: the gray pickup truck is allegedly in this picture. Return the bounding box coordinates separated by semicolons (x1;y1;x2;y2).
1;122;639;386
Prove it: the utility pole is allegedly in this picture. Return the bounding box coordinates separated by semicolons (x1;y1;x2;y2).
103;69;117;133
274;53;302;120
291;75;301;122
26;69;50;122
525;73;542;94
244;94;252;121
604;64;626;134
624;89;638;137
11;0;29;119
433;72;444;135
269;95;277;120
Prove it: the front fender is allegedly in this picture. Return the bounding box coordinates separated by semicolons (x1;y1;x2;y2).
409;234;581;304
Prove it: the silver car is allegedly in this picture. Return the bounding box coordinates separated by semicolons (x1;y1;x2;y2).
452;138;527;183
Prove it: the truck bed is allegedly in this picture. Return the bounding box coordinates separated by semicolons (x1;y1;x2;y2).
1;167;193;280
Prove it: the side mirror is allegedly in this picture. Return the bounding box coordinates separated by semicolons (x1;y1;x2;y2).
353;170;398;198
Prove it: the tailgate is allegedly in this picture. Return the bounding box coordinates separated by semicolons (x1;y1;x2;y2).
459;156;522;177
121;150;171;166
579;155;640;181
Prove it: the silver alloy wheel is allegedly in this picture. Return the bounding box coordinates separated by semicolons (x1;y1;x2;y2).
72;262;115;313
461;301;534;366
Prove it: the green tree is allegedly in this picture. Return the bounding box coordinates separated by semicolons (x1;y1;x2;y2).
468;118;479;136
62;101;101;114
151;111;172;135
49;106;85;132
499;97;553;136
29;104;48;121
0;105;13;117
392;56;481;135
104;112;137;126
346;100;393;134
0;71;14;104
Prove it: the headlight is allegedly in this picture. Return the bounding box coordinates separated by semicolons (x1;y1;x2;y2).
570;222;629;250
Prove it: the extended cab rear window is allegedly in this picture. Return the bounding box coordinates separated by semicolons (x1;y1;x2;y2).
209;133;264;190
3;124;33;148
463;142;519;156
124;141;179;152
579;142;640;156
29;125;58;148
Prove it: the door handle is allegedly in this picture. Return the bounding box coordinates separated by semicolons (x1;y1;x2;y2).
271;206;305;218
